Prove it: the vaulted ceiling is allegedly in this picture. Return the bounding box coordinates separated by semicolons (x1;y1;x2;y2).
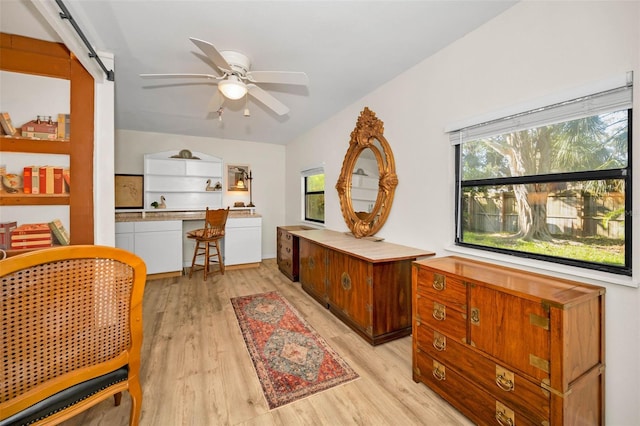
1;0;517;144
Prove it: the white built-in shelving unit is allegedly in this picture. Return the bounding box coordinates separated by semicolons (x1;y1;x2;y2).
144;151;223;211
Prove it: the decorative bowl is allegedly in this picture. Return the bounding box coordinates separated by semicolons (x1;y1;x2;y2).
2;173;22;190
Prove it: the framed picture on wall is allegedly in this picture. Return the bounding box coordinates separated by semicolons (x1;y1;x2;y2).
115;174;144;209
227;164;250;191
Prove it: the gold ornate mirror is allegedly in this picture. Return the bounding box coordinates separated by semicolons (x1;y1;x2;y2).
336;107;398;238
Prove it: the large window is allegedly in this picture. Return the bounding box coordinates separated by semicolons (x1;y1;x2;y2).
452;83;632;275
302;168;324;223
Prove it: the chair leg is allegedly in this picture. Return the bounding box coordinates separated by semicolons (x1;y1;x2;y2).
189;240;200;279
203;240;210;281
114;391;122;406
128;377;143;426
215;239;225;275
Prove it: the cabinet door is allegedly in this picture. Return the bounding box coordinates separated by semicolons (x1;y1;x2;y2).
327;251;371;333
469;285;550;382
299;239;327;305
115;232;134;253
133;222;183;274
224;225;261;266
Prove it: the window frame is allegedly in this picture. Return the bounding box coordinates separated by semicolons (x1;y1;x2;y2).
452;88;632;276
301;168;325;224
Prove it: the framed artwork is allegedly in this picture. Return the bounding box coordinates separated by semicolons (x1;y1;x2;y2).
115;174;144;209
227;164;250;191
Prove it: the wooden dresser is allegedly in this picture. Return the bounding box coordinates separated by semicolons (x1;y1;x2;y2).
412;256;605;425
291;229;434;345
276;225;313;281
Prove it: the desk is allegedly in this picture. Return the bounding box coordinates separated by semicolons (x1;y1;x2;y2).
290;229;434;345
115;210;262;277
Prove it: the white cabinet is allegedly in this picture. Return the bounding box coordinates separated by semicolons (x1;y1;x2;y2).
144;151;223;211
224;216;262;266
115;220;182;275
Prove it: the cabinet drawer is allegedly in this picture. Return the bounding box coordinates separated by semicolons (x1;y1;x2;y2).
415;294;466;343
414;350;544;426
115;222;134;233
226;217;261;228
416;268;466;308
134;220;182;232
415;323;549;424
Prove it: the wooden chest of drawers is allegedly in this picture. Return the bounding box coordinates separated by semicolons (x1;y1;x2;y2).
294;229;434;345
276;226;312;281
412;256;605;425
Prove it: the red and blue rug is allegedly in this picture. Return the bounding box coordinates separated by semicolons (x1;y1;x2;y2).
230;291;359;409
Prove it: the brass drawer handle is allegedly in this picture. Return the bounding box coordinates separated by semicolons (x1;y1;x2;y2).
432;365;446;381
432;273;445;291
496;374;514;392
495;410;514;426
432;302;446;321
341;272;352;291
433;334;446;351
308;257;315;269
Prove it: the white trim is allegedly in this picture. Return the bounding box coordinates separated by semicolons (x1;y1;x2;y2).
445;72;633;134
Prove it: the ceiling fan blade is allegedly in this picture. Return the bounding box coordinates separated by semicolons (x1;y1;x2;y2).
140;73;221;80
189;37;232;72
247;71;309;86
247;84;289;116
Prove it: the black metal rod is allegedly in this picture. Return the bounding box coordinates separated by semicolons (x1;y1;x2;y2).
55;0;114;81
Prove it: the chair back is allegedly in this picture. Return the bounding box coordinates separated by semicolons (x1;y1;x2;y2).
203;207;230;239
0;245;146;420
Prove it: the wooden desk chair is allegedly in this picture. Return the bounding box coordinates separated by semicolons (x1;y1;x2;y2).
187;207;230;280
0;245;146;426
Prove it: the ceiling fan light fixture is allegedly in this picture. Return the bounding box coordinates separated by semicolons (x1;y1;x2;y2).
219;76;247;100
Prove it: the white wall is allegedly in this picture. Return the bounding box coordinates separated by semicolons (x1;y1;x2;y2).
114;129;285;259
93;52;115;246
285;1;640;424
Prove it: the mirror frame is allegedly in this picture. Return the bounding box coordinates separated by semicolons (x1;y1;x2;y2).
336;107;398;238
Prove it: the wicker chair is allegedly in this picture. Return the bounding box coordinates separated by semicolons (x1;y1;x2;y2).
187;207;230;280
0;245;146;426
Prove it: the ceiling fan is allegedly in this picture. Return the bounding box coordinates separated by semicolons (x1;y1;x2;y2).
140;37;309;116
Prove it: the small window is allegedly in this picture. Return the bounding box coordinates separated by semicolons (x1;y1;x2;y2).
302;169;324;223
452;83;632;276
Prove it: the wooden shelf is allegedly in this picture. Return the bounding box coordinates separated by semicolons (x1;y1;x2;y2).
0;136;70;154
0;191;69;205
1;33;94;245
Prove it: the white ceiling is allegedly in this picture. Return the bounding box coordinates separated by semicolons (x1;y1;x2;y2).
1;0;517;145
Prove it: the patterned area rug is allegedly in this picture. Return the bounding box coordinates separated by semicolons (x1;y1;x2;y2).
231;291;359;409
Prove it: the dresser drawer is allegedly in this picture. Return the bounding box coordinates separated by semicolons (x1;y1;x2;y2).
414;350;544;426
415;323;550;424
416;268;467;309
415;293;466;343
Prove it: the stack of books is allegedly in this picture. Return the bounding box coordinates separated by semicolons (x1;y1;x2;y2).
10;223;53;249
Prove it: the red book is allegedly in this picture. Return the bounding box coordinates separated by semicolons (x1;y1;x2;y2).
11;232;52;241
23;166;32;194
53;167;64;194
39;166;47;194
12;223;51;236
11;239;53;249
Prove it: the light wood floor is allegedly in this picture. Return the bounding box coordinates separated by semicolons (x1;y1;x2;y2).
63;259;472;426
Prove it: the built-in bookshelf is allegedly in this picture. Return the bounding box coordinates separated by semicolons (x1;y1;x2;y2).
0;33;94;247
